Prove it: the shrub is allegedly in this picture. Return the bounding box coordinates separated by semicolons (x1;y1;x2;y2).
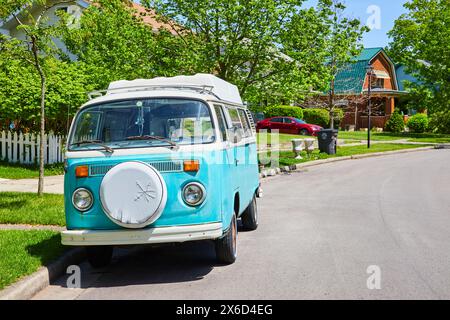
263;105;303;120
384;111;405;133
429;111;450;134
302;108;330;127
407;113;429;133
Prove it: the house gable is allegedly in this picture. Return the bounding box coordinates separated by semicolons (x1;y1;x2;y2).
334;48;400;95
363;51;398;92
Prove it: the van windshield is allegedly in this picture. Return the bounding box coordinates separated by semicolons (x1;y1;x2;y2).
69;99;215;151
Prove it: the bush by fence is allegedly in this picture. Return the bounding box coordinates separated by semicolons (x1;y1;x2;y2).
263;105;304;119
384;111;405;133
302;108;330;128
407;113;429;133
0;131;65;165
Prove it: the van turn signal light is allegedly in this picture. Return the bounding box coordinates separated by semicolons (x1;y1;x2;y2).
183;160;199;172
75;165;89;178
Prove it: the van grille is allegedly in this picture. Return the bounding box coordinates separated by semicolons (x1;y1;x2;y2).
89;160;183;176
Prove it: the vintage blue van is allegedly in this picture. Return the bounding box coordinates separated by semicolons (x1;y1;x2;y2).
61;74;261;267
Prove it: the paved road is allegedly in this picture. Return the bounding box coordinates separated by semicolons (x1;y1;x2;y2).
34;149;450;299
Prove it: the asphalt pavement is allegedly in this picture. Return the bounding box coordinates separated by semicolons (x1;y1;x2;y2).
33;149;450;299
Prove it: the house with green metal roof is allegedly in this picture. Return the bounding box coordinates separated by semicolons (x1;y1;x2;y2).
333;47;409;130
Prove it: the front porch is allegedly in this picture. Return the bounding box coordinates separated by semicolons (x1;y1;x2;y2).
340;93;399;130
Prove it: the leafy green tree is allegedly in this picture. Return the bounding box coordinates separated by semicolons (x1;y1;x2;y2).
281;6;333;102
61;0;186;86
144;0;305;105
290;0;368;129
388;0;450;130
0;0;75;195
0;56;96;133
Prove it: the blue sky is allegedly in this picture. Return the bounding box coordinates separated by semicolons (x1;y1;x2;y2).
303;0;409;48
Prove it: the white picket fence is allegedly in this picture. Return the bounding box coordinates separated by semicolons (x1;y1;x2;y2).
0;131;66;165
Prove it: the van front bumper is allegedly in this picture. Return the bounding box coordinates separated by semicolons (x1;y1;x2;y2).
61;222;223;246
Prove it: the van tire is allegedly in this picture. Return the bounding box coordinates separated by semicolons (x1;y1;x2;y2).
241;195;258;231
86;246;113;268
215;214;237;264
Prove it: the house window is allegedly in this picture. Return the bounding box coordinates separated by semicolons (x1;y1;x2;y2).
371;78;384;89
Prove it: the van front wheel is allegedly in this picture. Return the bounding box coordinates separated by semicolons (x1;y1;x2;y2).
241;195;258;231
86;246;113;268
215;214;237;264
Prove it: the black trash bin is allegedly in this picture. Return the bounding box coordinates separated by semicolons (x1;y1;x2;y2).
317;129;338;155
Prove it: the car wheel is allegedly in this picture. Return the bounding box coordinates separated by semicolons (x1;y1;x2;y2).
299;129;309;136
86;246;113;268
215;214;237;264
241;195;258;231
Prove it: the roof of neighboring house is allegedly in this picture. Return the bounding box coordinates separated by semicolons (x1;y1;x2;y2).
334;47;398;95
129;2;175;33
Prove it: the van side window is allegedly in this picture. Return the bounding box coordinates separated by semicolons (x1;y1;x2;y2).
214;105;228;141
227;107;243;130
237;108;252;137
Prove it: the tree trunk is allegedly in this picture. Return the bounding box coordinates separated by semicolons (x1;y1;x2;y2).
37;74;46;196
329;79;335;129
32;39;46;196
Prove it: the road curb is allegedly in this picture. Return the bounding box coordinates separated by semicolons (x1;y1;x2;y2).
259;146;435;179
0;248;85;300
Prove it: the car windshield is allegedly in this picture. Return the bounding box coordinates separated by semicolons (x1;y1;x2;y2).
294;118;307;124
69;98;215;151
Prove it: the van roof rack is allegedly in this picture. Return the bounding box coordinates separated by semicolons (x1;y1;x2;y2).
87;74;244;105
87;84;219;100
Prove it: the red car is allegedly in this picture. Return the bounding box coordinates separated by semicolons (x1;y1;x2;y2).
256;117;323;136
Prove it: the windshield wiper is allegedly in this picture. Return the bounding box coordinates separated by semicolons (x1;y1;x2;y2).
70;140;114;153
125;135;178;149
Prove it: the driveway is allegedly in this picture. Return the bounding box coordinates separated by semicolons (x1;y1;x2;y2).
33;149;450;299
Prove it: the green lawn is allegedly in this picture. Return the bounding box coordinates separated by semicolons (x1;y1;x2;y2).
0;230;66;290
337;131;450;143
257;131;450;148
0;192;65;226
0;161;64;180
257;132;313;146
261;143;430;167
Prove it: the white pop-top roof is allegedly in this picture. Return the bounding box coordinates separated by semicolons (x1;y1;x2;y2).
107;73;243;105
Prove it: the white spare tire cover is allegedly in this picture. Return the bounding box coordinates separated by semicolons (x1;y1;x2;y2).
100;161;167;228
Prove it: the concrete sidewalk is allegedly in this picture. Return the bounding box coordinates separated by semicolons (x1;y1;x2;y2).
0;175;64;194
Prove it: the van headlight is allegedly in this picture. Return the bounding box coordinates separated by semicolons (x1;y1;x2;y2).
72;188;93;211
182;182;206;206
